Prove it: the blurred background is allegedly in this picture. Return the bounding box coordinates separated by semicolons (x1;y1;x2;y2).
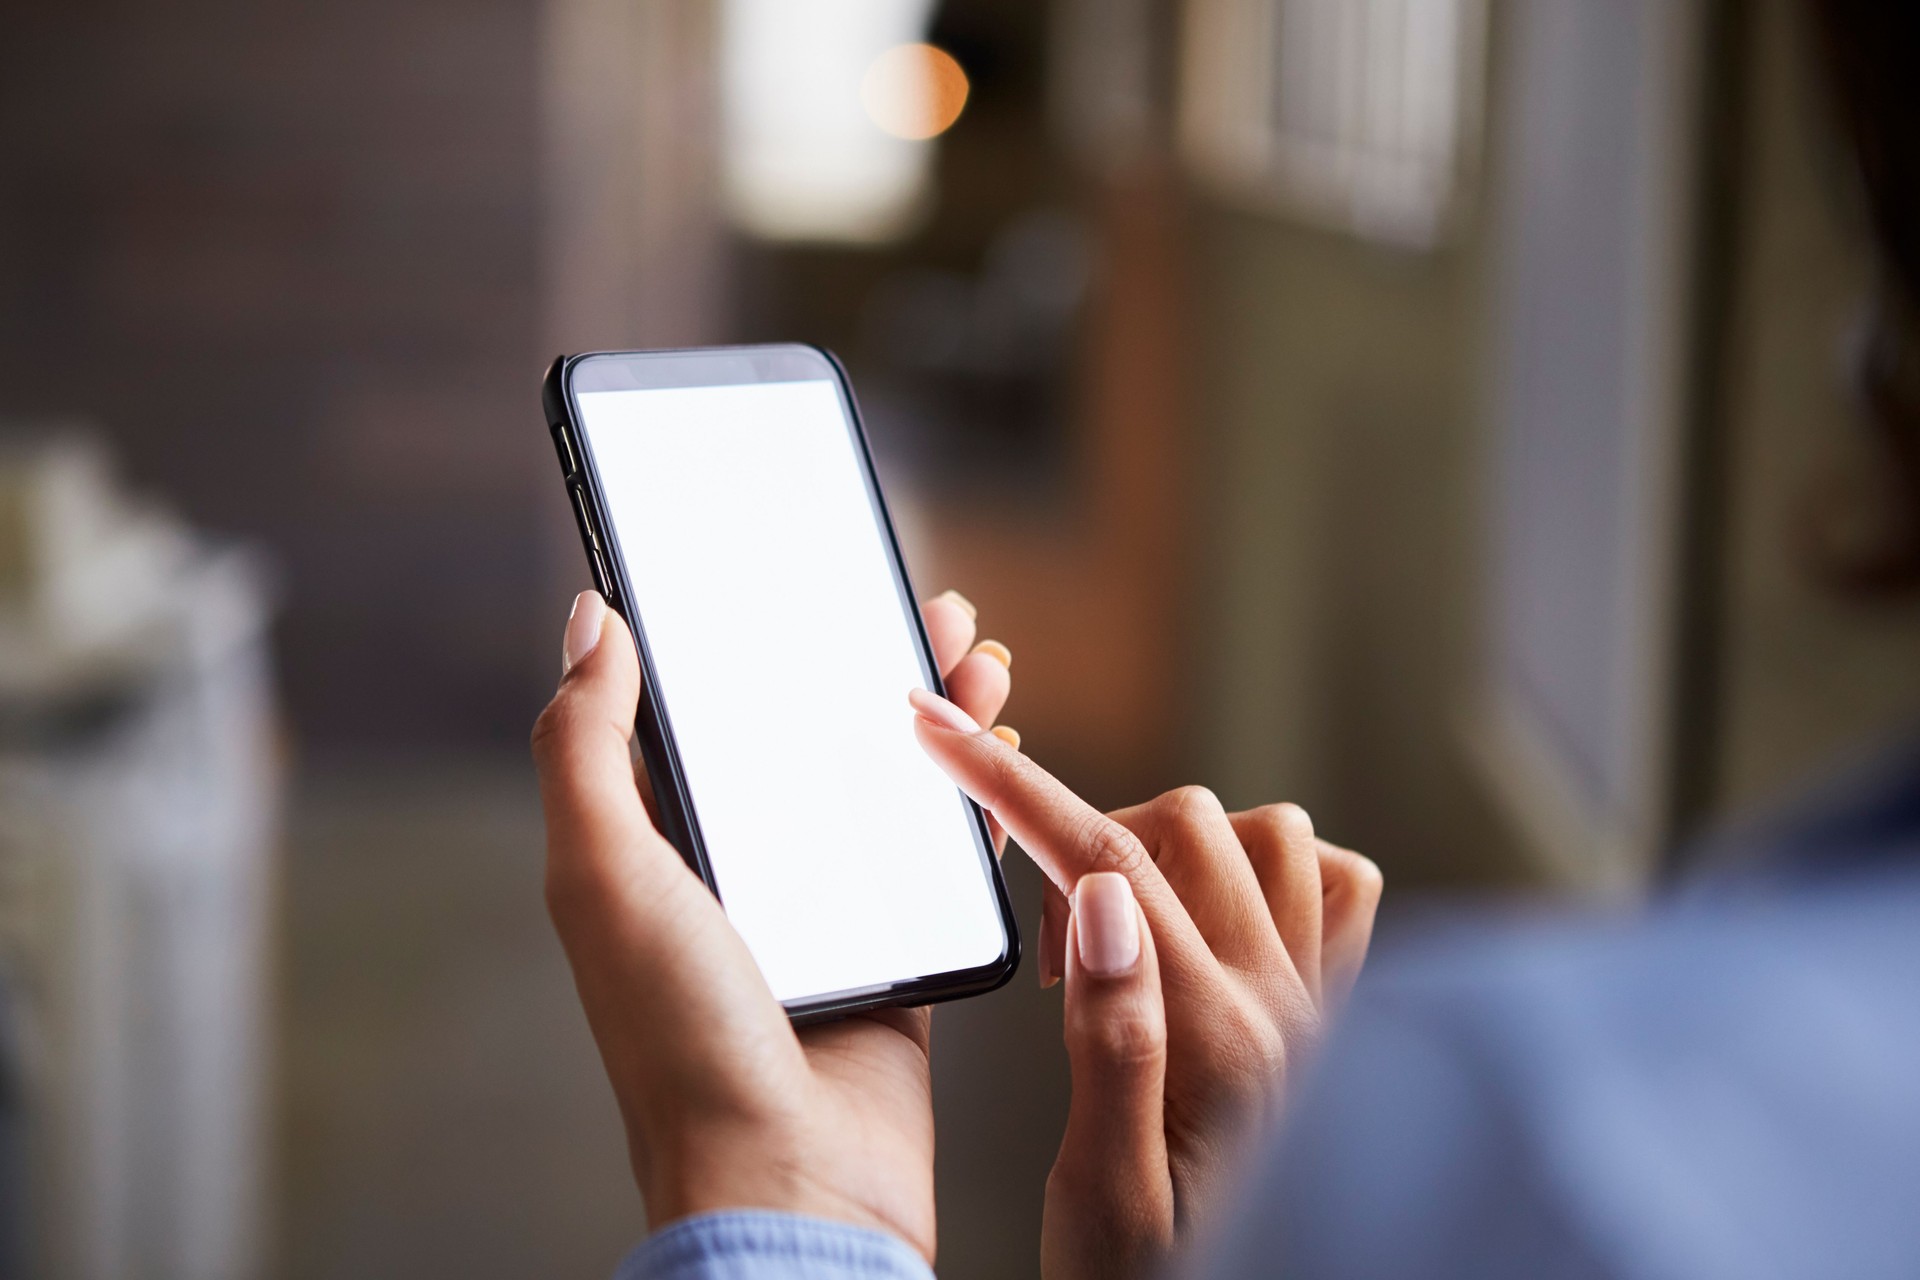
2;0;1918;1275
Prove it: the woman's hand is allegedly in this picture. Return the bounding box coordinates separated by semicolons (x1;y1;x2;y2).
532;589;1013;1264
911;693;1383;1280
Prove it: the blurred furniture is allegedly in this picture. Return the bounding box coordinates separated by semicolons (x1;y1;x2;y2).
0;438;279;1280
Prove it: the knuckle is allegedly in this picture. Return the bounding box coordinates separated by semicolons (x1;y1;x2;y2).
1161;784;1225;831
1326;844;1385;902
1074;812;1149;879
1238;804;1291;853
1195;999;1289;1092
1274;806;1320;870
1245;1017;1288;1078
1276;994;1326;1059
1243;802;1285;829
1251;802;1313;840
981;740;1030;811
1071;1002;1167;1069
1271;801;1312;832
529;694;578;764
1349;852;1385;901
1240;803;1315;865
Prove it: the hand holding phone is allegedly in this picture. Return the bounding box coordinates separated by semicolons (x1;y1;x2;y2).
544;346;1020;1019
533;586;1010;1258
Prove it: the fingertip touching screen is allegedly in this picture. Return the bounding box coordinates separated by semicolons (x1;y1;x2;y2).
573;372;1008;1005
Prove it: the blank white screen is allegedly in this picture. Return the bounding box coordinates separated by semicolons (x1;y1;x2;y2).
576;380;1007;1004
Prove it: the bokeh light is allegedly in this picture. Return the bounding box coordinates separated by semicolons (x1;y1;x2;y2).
860;43;970;141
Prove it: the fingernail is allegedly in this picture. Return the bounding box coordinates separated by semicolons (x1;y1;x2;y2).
937;589;978;620
908;687;982;734
990;724;1022;750
563;591;606;675
1075;873;1140;977
971;639;1012;669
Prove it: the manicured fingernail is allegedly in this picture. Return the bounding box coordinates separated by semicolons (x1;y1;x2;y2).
563;591;606;675
1074;873;1140;977
936;589;978;620
971;639;1012;669
990;724;1021;750
908;687;982;733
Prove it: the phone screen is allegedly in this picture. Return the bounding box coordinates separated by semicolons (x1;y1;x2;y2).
571;367;1010;1006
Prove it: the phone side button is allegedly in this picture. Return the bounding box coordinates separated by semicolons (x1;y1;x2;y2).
552;423;580;477
570;485;601;551
588;545;613;597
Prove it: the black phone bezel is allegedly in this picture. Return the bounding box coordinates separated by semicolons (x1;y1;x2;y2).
542;344;1020;1023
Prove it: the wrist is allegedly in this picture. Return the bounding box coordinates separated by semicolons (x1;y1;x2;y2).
635;1122;898;1244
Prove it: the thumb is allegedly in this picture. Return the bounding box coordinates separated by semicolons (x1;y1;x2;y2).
1047;873;1176;1275
532;592;730;982
532;591;671;908
531;591;791;1103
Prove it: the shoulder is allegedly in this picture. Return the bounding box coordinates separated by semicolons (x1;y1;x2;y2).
1200;871;1920;1280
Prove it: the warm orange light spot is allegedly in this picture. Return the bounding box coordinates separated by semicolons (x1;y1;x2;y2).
860;43;969;141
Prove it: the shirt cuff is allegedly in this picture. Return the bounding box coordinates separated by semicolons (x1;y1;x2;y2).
613;1210;936;1280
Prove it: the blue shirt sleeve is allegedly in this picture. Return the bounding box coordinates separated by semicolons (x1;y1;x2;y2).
613;1211;936;1280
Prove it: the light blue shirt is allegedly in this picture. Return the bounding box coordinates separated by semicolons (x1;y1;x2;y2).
614;1211;932;1280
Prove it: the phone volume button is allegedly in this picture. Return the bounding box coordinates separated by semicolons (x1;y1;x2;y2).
552;423;580;476
570;485;602;551
590;546;614;598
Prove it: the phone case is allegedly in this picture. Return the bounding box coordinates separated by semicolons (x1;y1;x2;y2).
541;346;1020;1022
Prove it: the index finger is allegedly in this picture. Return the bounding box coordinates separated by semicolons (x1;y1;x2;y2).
909;695;1215;980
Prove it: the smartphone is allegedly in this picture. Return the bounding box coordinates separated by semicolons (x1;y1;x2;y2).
542;345;1019;1021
